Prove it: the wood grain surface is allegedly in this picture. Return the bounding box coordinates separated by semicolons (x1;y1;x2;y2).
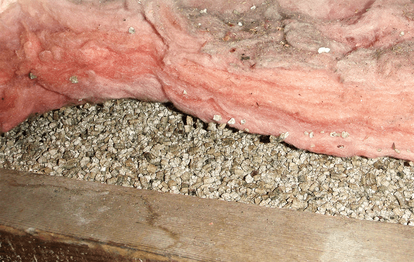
1;168;414;261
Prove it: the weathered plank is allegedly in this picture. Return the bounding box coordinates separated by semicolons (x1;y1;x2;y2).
1;168;414;261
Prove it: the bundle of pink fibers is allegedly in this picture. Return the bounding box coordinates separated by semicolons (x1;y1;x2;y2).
2;0;414;160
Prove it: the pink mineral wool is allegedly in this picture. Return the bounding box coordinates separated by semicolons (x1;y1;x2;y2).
1;0;414;160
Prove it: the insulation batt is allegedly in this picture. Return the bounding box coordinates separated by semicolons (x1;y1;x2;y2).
2;0;414;160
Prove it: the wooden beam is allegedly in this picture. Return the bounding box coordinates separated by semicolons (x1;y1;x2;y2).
1;168;414;261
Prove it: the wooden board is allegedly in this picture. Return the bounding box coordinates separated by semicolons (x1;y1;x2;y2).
1;168;414;261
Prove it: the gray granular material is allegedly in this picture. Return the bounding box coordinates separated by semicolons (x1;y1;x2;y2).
1;99;414;225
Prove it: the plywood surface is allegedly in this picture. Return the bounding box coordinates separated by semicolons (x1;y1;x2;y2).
1;168;414;261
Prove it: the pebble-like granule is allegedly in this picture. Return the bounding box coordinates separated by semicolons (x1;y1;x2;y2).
1;99;413;225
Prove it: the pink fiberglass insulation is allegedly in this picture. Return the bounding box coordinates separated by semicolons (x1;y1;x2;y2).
2;0;414;160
